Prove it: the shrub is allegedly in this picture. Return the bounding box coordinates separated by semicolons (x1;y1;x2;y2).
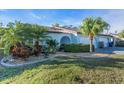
116;41;124;47
11;47;31;58
46;39;59;53
63;44;95;52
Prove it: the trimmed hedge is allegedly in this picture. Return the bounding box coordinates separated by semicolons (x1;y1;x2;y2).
63;44;94;52
116;41;124;47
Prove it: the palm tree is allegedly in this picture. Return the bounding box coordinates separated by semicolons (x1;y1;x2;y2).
31;24;49;55
16;22;34;48
80;17;110;52
0;22;4;36
16;22;49;55
0;22;22;56
32;24;48;46
16;22;49;44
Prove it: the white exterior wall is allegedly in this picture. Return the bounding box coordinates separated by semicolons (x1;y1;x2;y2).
47;32;111;49
93;37;99;48
77;34;111;48
70;34;78;44
47;33;72;44
77;34;99;48
77;34;90;44
97;36;109;47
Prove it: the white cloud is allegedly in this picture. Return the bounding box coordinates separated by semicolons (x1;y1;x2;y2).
29;12;47;20
29;12;41;20
1;9;124;33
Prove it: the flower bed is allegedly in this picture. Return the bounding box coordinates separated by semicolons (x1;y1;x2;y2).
0;54;56;67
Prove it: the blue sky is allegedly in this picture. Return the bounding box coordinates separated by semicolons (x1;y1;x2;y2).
0;9;124;33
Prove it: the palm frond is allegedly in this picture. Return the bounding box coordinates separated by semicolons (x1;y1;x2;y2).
80;16;110;36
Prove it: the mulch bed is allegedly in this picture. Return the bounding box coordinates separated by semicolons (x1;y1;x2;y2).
3;53;55;65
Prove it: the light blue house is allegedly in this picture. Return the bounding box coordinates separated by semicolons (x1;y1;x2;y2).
46;26;115;48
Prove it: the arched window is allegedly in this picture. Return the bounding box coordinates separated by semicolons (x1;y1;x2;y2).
60;36;70;44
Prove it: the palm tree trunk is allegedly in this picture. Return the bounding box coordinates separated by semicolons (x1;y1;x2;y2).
33;40;40;56
89;33;93;53
35;40;39;49
90;39;93;53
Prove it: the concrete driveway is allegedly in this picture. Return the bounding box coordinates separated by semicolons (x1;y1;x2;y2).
95;47;124;54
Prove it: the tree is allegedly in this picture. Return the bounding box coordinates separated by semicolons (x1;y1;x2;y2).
32;24;49;55
80;16;110;52
16;22;49;44
15;22;35;43
0;23;5;36
0;22;22;56
118;30;124;38
0;21;49;56
32;24;48;46
16;22;49;55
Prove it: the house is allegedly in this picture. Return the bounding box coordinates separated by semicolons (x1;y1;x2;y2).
44;26;115;49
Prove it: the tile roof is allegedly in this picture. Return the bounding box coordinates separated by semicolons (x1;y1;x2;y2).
46;26;78;35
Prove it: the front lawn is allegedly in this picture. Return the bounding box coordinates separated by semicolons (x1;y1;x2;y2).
0;55;124;84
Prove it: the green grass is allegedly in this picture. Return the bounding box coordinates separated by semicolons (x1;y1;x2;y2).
0;55;124;84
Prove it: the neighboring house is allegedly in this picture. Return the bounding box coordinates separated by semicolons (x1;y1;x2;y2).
44;26;115;49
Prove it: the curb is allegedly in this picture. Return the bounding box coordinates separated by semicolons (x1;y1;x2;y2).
0;55;57;68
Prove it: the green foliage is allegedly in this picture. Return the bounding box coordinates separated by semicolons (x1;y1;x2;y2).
63;44;94;52
16;22;49;43
0;55;124;84
118;30;124;38
15;22;50;55
46;39;59;53
0;22;22;56
0;21;50;56
0;23;4;36
80;16;110;52
80;16;110;36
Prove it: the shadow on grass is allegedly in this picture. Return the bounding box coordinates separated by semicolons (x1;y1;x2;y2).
0;55;124;83
41;56;124;69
